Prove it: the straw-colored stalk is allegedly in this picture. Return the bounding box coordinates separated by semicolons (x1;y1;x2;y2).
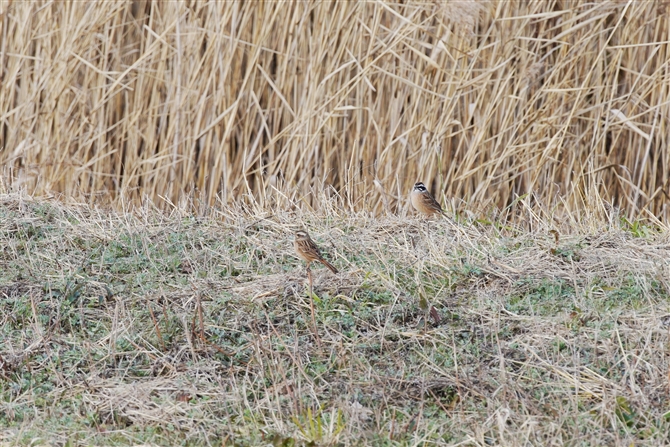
1;1;668;222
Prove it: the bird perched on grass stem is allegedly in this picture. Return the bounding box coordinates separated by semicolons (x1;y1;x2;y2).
294;229;334;347
294;229;338;274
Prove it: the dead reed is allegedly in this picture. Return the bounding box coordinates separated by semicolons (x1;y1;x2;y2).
1;1;669;221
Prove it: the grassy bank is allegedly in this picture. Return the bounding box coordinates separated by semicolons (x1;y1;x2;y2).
0;194;669;446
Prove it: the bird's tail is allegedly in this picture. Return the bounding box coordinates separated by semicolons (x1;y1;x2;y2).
319;258;338;274
440;210;456;224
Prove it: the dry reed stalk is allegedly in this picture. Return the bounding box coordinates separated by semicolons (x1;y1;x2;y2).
0;1;669;221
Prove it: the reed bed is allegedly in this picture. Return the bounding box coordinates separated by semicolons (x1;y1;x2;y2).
1;0;669;220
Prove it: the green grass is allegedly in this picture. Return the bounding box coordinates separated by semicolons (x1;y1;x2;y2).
1;195;670;446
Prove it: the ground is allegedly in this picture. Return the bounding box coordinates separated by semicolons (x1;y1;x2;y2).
0;194;669;446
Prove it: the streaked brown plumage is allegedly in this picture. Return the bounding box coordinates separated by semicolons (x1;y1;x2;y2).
410;182;444;216
294;229;338;273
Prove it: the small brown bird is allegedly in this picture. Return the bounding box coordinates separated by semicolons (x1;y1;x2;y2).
410;182;445;216
294;229;338;273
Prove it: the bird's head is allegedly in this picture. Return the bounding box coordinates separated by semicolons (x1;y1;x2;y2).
413;182;428;193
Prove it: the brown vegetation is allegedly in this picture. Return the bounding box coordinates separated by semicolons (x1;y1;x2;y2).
0;193;669;445
1;1;669;220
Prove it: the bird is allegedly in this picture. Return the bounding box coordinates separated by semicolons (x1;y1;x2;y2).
294;229;338;274
410;182;446;216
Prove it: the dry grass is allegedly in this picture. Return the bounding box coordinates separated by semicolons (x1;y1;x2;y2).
1;192;669;445
1;1;670;220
